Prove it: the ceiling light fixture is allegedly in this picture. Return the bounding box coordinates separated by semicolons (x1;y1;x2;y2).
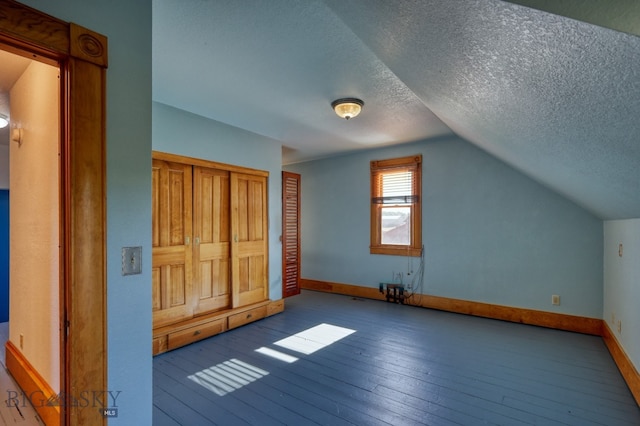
0;114;8;129
331;98;364;120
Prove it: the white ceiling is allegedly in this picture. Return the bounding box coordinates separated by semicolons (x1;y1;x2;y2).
152;0;640;220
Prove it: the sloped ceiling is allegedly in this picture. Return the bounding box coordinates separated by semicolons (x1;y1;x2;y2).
153;0;640;220
506;0;640;37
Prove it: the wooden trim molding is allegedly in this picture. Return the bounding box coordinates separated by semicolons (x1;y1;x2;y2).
69;23;108;67
66;55;107;426
0;0;69;58
415;293;602;336
1;2;108;425
5;341;61;426
602;323;640;406
301;279;386;302
301;278;602;335
153;151;269;177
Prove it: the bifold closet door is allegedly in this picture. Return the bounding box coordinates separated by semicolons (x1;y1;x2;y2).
193;166;232;314
231;172;268;307
152;159;194;328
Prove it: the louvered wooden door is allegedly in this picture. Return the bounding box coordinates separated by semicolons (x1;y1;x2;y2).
152;159;193;328
231;172;268;307
282;171;301;297
193;166;232;314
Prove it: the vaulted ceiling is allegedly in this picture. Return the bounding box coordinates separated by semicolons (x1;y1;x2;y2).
153;0;640;220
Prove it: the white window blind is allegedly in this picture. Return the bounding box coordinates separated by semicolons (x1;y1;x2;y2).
372;167;419;204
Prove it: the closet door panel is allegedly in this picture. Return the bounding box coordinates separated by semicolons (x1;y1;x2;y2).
232;173;268;307
193;167;231;314
152;159;193;328
237;253;266;294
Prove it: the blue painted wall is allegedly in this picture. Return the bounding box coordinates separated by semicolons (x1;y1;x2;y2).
0;190;8;323
285;136;603;318
153;102;284;300
604;219;640;370
20;1;152;424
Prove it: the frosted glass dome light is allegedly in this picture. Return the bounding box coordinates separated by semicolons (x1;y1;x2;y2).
331;98;364;120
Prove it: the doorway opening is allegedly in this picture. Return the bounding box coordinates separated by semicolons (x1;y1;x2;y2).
1;3;109;425
0;46;62;425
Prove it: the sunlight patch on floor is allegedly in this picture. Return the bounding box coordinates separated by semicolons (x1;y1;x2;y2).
254;347;299;363
273;323;356;355
187;358;268;397
189;323;356;396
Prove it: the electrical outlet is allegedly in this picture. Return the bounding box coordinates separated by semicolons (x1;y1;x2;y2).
551;295;560;306
617;320;622;334
619;243;623;257
20;334;24;350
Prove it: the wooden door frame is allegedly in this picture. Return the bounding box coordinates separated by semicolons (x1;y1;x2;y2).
0;2;107;425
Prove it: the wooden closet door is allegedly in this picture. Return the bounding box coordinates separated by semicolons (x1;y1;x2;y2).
282;171;301;297
152;159;193;328
231;173;268;307
193;166;231;314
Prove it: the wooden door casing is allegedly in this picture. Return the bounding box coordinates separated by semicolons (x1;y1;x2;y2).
232;173;268;307
193;166;231;314
282;171;301;298
152;159;193;328
1;3;109;424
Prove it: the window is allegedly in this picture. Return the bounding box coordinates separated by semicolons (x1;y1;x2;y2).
370;155;422;256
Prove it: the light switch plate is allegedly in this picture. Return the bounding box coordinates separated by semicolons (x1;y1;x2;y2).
122;246;142;275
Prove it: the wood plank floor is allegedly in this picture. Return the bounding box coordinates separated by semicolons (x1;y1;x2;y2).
153;290;640;425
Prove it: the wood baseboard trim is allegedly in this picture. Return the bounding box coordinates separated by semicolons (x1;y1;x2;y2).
602;322;640;406
416;293;602;336
5;341;60;426
300;278;602;335
301;279;387;302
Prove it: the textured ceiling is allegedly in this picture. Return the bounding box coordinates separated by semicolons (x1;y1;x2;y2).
505;0;640;37
152;0;451;163
152;0;640;219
